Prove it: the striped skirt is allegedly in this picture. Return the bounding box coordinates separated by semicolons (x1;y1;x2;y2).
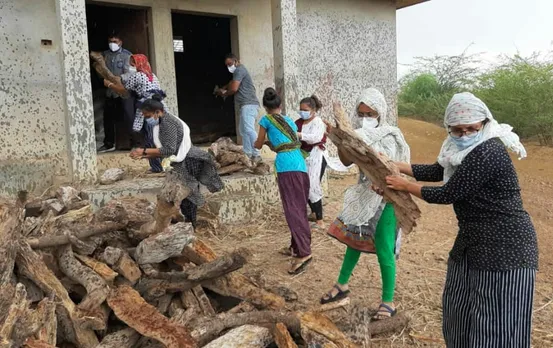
443;254;536;348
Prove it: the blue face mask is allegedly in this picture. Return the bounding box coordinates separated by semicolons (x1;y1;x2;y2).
299;110;311;120
450;131;483;150
146;117;159;126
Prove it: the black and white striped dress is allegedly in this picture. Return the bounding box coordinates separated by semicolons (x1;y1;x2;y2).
413;138;538;348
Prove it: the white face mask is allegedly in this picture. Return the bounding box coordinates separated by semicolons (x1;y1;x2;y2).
299;110;311;120
227;65;236;74
128;66;137;74
109;43;120;52
362;117;379;129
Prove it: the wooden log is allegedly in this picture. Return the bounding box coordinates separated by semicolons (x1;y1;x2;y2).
96;328;140;348
135;223;195;264
180;240;286;310
300;312;358;348
313;297;350;313
22;339;55;348
0;202;21;285
107;285;196;348
27;221;126;249
74;254;118;282
191;286;215;316
327;104;421;233
0;283;27;343
16;242;99;348
36;296;57;346
101;247;142;285
17;275;44;303
202;325;272;348
189;311;301;347
13;295;56;345
103;197;155;230
273;323;298;348
90;51;129;98
227;301;257;314
253;162;271;175
57;244;109;312
209;137;243;156
217;163;247;176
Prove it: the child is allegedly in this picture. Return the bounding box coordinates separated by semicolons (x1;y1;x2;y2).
296;95;327;229
254;87;312;275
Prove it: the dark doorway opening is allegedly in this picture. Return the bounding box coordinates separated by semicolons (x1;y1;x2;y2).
172;12;236;144
86;2;150;149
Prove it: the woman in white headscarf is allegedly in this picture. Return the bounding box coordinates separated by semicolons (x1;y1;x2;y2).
321;88;410;321
385;92;538;347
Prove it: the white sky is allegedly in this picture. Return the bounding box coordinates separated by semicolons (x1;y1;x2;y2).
396;0;553;78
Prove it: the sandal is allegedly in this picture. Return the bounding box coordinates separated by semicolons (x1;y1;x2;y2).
278;247;296;257
288;256;312;275
371;303;397;321
320;284;350;304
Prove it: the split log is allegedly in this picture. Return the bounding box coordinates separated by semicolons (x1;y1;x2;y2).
0;283;27;344
227;301;257;314
135;223;195;265
217;164;247;176
202;325;272;348
107;285;196;348
13;295;56;345
74;254;118;282
327;104;421;233
57;244;109;312
189;311;301;346
179;239;286;310
17;275;44;303
27;221;126;249
101;247;141;285
191;286;215;316
104;197;155;230
16;242;99;348
90;51;129;98
300;312;358;348
96;328;140;348
313;297;350;313
273;323;298;348
209;137;243;156
36;296;57;346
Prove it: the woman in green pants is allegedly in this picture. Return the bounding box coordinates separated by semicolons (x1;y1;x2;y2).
321;88;410;321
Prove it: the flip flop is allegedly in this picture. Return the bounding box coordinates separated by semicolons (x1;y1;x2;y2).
371;303;397;321
288;256;312;275
320;284;351;304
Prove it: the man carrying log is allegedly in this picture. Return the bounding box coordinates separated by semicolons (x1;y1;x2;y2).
97;32;136;153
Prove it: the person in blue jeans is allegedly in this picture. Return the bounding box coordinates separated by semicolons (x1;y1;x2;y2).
217;53;261;163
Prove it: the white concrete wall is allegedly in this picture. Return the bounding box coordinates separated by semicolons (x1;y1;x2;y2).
296;0;398;129
0;0;70;195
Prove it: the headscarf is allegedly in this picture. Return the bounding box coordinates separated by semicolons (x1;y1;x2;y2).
132;54;154;82
335;88;411;227
437;92;527;182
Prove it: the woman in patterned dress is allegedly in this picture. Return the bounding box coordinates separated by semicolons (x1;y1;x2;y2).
385;92;537;347
295;95;327;229
321;88;410;321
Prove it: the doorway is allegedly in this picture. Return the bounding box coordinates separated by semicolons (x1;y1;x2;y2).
172;12;236;144
86;2;150;149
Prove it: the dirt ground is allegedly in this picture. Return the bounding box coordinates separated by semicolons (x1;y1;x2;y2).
200;118;553;347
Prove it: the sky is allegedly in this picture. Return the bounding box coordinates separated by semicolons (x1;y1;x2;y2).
396;0;553;78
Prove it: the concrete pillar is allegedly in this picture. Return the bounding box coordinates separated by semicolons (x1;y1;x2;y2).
271;0;299;116
55;0;97;183
150;7;179;115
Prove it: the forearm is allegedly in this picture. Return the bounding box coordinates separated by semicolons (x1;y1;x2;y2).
223;88;237;96
405;181;423;199
143;148;162;159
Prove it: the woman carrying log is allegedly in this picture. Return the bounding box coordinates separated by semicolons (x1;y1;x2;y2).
296;95;327;229
384;92;537;347
129;95;224;228
254;88;312;275
321;88;410;322
105;54;164;173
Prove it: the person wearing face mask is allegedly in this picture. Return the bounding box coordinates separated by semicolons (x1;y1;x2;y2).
295;95;327;229
105;54;165;173
217;53;261;163
129;94;223;228
254;88;312;275
321;88;410;322
384;92;537;347
99;33;134;153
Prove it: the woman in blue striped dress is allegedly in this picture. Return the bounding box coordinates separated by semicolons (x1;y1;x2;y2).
384;92;538;347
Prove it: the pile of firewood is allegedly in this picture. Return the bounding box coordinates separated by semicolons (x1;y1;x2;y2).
209;138;270;176
0;175;410;348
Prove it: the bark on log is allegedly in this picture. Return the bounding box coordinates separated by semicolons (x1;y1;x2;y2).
327;104;421;233
180;240;286;310
202;325;272;348
300;312;358;348
107;285;196;348
135;223;195;265
101;247;142;285
57;245;109;312
27;221;126;249
96;328;140;348
74;254;118;283
90;52;129;98
104;197;155;230
273;323;298;348
16;242;99;348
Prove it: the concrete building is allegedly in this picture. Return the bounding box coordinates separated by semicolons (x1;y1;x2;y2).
0;0;427;197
